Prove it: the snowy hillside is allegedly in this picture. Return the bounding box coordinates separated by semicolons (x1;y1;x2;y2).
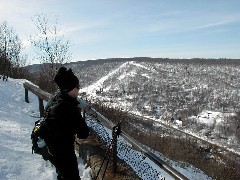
0;78;91;180
77;59;240;155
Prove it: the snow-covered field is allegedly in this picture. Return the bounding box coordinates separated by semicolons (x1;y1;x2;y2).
0;78;91;180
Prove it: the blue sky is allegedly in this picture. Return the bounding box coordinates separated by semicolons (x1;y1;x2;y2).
1;0;240;64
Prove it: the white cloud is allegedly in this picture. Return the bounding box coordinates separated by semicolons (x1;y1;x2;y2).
61;19;107;35
143;11;240;35
191;14;240;31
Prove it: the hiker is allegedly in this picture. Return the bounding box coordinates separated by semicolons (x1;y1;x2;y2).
43;67;89;180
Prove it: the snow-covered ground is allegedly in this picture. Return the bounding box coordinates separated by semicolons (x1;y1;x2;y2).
0;78;91;180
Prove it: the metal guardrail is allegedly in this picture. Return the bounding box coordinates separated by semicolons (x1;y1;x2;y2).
23;81;189;180
85;106;188;180
23;82;52;117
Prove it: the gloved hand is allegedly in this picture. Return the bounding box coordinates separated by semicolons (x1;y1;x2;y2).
113;124;121;137
77;97;91;110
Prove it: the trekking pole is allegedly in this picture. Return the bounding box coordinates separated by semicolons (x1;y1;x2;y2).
101;143;113;180
95;140;113;180
94;121;121;180
111;121;121;173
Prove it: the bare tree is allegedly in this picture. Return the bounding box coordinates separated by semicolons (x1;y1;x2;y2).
29;13;72;92
0;21;26;79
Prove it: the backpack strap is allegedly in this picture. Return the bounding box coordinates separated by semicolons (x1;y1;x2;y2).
44;108;51;120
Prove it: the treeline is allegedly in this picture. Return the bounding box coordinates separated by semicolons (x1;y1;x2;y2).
92;102;240;180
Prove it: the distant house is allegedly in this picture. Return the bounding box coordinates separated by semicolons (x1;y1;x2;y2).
173;119;182;127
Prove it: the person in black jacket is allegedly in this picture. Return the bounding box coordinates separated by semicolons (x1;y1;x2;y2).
43;67;89;180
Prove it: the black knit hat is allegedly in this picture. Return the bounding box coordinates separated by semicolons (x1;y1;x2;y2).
54;67;79;92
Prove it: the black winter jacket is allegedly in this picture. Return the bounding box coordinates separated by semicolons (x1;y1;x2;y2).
43;91;89;146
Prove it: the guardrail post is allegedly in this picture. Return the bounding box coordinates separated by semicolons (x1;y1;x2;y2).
25;88;29;103
39;97;44;117
23;82;52;117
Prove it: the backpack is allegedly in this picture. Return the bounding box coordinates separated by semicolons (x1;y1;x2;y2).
31;118;52;160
